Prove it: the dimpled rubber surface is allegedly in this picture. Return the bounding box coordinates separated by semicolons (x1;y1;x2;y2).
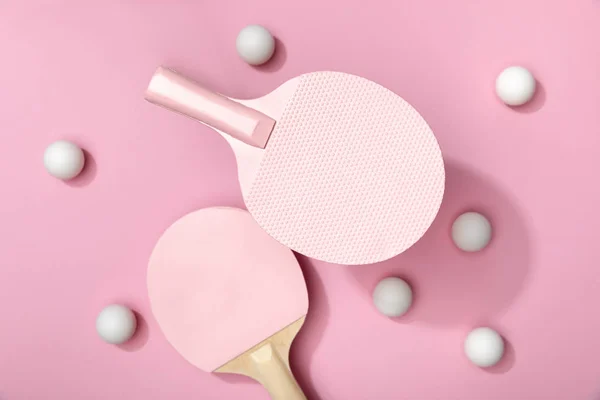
147;207;308;372
246;72;445;265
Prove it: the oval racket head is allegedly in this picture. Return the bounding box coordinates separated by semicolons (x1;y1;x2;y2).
147;207;308;372
245;72;445;265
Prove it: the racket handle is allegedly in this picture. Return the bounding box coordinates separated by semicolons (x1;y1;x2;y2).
250;343;307;400
145;67;275;149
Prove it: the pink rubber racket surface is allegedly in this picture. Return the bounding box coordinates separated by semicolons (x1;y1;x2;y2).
147;207;308;372
146;69;445;265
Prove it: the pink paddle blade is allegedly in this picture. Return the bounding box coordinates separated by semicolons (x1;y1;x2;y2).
147;207;308;372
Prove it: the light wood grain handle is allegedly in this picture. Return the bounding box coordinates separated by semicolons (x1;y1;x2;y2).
249;343;307;400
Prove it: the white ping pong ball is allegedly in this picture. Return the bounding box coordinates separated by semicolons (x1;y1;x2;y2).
495;66;536;106
96;305;137;344
372;277;413;317
43;140;85;180
236;25;275;66
452;212;492;252
464;327;505;367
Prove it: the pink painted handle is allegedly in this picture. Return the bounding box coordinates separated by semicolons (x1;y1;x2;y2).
145;67;275;149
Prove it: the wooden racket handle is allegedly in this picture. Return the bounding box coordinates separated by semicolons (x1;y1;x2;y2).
250;342;307;400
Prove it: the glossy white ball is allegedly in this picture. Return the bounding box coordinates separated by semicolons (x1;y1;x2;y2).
452;212;492;252
43;140;85;180
372;277;413;317
464;327;505;367
96;304;137;344
495;66;536;106
236;25;276;66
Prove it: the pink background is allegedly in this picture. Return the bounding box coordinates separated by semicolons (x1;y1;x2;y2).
1;1;599;399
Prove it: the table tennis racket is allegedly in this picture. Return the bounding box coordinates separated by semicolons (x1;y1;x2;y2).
147;207;308;400
145;67;445;265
